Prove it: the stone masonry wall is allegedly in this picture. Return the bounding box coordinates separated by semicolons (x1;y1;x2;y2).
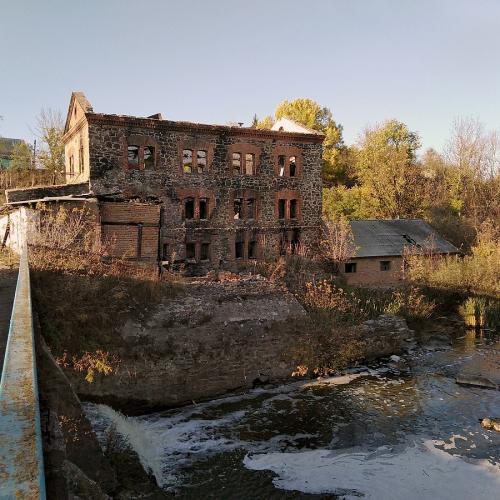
68;277;309;411
86;114;323;269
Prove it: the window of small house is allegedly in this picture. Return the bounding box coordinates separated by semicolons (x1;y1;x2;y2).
248;239;257;259
289;156;296;177
278;155;286;176
183;149;193;173
69;155;75;176
345;262;357;273
246;198;255;219
186;242;196;260
197;150;207;173
184;198;195;219
234;198;242;219
278;199;286;219
128;145;139;165
144;146;155;169
201;243;210;261
380;260;391;271
245;153;255;175
290;199;298;219
199;198;208;220
232;153;241;174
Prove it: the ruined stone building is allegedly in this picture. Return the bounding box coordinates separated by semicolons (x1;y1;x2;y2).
7;92;324;270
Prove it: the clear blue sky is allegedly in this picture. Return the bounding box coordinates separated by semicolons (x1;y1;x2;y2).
1;0;500;152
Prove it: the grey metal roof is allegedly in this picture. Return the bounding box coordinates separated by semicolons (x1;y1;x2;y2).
350;219;459;258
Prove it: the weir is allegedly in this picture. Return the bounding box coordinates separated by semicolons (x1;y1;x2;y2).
0;247;46;499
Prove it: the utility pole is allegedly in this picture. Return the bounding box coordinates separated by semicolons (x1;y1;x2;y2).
31;139;37;186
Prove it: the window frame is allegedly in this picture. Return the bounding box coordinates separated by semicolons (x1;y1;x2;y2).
78;142;84;174
380;260;391;272
143;145;156;169
197;150;207;173
200;242;210;262
345;262;357;274
184;198;195;220
69;154;75;177
273;146;302;177
199;198;208;220
185;242;196;261
126;138;158;170
183;149;194;173
278;199;286;220
227;143;260;175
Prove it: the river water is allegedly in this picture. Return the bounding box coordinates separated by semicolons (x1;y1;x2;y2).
85;329;500;499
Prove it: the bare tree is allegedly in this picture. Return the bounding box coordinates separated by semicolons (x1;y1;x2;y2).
35;109;65;185
445;117;500;228
320;219;357;273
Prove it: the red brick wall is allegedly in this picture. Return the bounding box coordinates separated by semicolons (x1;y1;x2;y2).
100;202;160;260
342;257;404;286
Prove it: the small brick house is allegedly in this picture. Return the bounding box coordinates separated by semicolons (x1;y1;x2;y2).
7;92;324;271
341;219;459;286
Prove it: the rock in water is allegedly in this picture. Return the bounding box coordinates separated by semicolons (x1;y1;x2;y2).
480;417;500;432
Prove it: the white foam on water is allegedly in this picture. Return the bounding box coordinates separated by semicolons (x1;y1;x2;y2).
85;402;254;487
84;403;166;484
243;439;500;499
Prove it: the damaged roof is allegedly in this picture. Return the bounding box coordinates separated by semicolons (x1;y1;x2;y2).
350;219;460;258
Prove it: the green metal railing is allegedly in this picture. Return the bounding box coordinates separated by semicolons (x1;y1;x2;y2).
0;246;46;499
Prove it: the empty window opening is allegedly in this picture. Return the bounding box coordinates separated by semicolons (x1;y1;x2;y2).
144;146;155;169
183;149;193;173
232;152;241;174
162;243;169;260
186;242;196;260
235;241;244;259
278;199;286;219
279;231;288;256
248;239;257;259
197;150;207;173
200;242;210;261
291;229;301;254
69;155;75;176
278;155;286;176
246;198;255;219
245;153;255;175
184;198;195;219
235;232;245;260
380;260;391;271
234;198;243;219
289;156;296;177
345;262;357;273
128;145;139;165
199;198;208;220
290;199;298;219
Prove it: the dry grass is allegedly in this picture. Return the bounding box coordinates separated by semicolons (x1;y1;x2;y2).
405;222;500;297
27;205;182;360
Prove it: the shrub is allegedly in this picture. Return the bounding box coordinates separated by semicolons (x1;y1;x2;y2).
405;221;500;296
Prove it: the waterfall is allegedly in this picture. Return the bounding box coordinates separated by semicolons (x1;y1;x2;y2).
84;403;166;486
